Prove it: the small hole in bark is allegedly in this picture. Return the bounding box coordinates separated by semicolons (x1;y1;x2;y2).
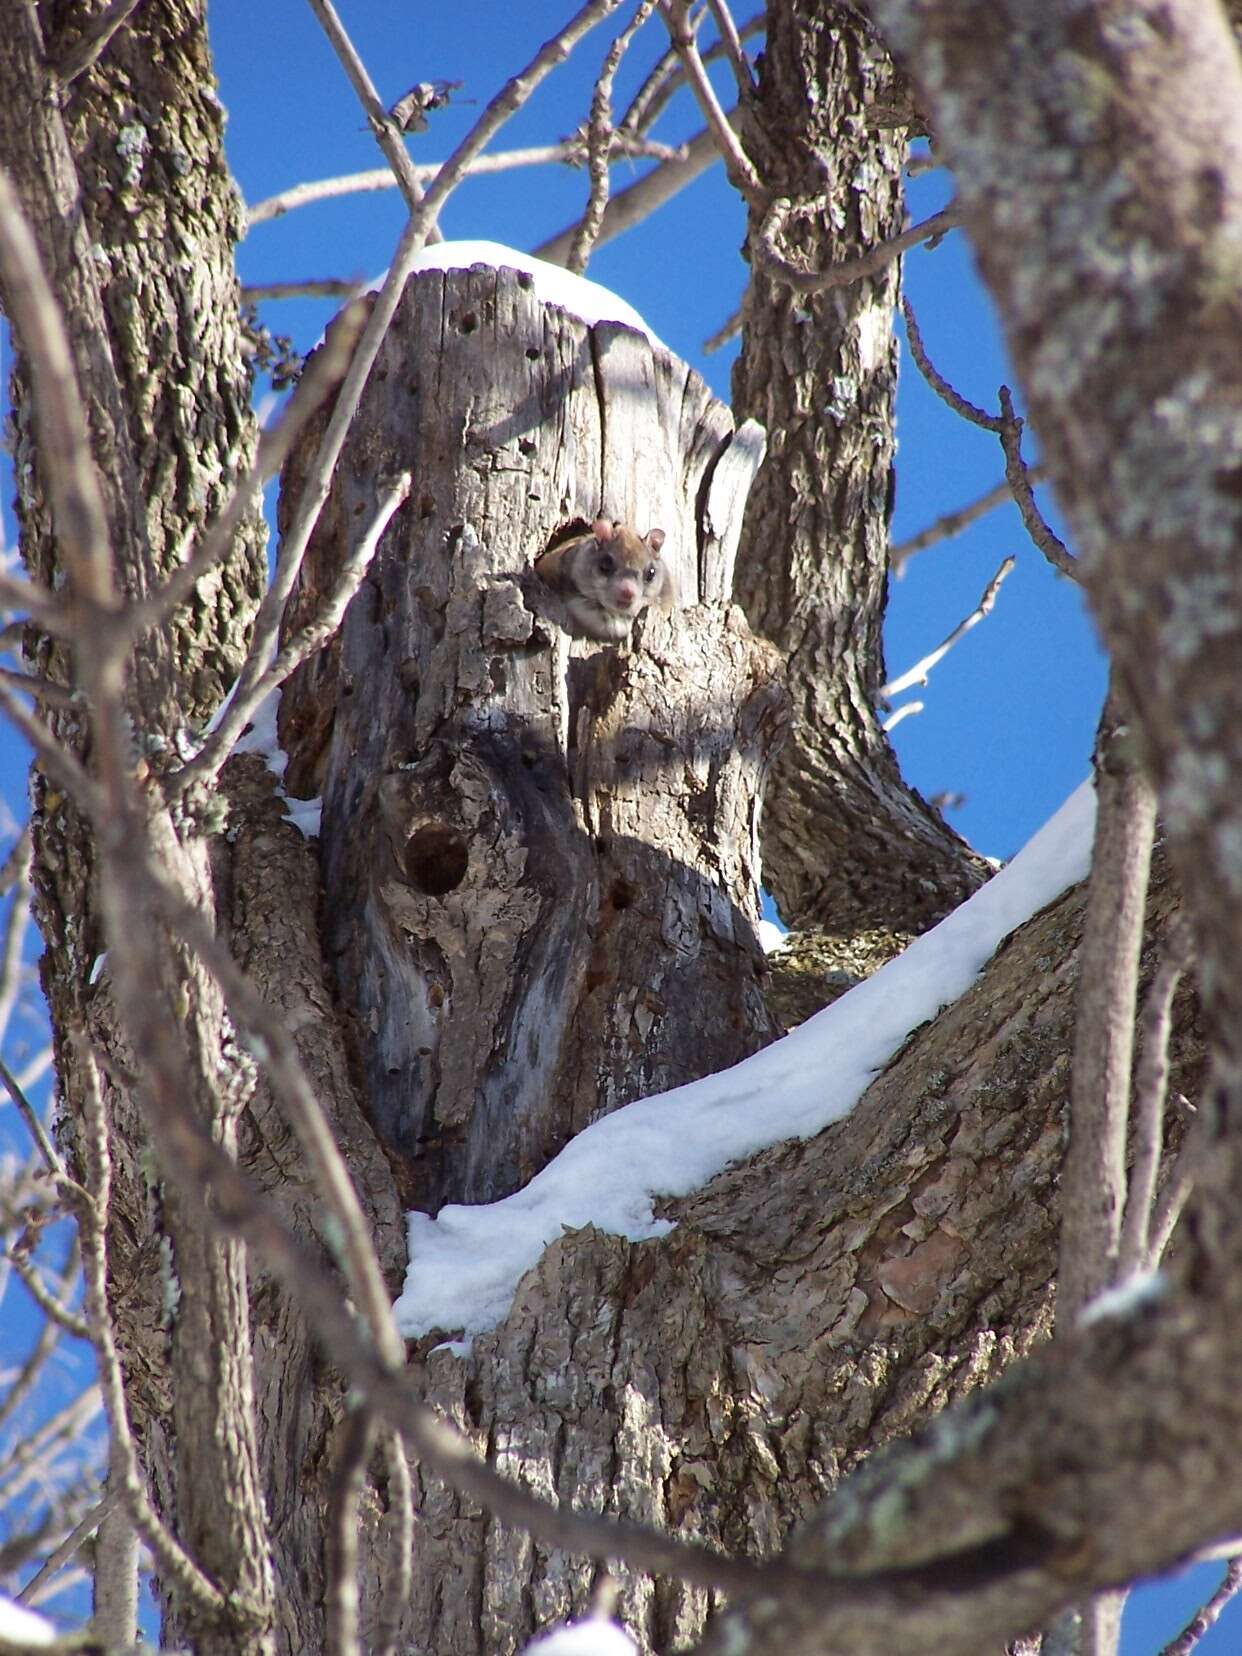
518;437;536;455
460;310;478;334
525;346;540;361
609;879;635;911
404;826;468;895
418;494;436;518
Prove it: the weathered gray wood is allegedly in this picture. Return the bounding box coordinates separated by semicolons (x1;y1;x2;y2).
279;266;787;1211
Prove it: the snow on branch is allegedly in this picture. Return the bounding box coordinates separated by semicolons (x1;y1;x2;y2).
397;782;1096;1347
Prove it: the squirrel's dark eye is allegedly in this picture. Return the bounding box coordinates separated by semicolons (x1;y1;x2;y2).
597;554;615;576
644;564;658;583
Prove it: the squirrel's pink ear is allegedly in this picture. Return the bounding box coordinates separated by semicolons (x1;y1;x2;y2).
645;527;666;554
592;518;614;542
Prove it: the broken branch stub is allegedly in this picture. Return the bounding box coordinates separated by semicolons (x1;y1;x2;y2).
277;263;786;1211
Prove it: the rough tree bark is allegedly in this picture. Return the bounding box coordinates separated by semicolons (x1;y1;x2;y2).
4;4;276;1651
277;266;786;1210
732;0;991;938
3;2;1227;1654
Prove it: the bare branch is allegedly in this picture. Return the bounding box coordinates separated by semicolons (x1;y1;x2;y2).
0;834;32;1052
0;1236;78;1436
304;0;439;234
703;304;741;354
704;0;756;93
757;201;960;295
901;294;1002;431
8;1243;89;1341
245;139;684;229
881;699;923;732
0;1059;82;1197
659;0;764;203
890;471;1048;570
75;1039;229;1617
1159;1558;1242;1656
0;167;114;608
13;1488;120;1606
619;11;761;132
568;1;661;274
54;0;143;85
121;298;366;643
1058;693;1158;1327
374;1431;413;1656
241;278;359;302
879;555;1014;701
998;386;1079;580
1117;919;1193;1280
326;1410;371;1656
0;678;106;823
178;470;410;789
535;119;727;262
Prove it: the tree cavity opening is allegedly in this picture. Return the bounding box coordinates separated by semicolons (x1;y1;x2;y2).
404;824;469;895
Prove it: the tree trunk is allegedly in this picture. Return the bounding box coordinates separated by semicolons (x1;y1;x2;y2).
732;0;991;936
278;266;787;1210
400;848;1196;1655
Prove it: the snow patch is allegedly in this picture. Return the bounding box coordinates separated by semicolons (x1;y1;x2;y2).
1079;1271;1167;1326
396;782;1096;1348
231;689;322;839
0;1593;56;1647
757;918;787;954
521;1621;637;1656
408;240;664;350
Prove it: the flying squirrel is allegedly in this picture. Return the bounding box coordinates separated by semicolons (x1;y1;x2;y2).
534;518;674;642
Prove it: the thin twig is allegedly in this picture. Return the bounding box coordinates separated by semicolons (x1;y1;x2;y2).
535;119;728;263
121;299;367;643
1116;920;1193;1280
703;304;741;354
245;139;684;229
326;1410;371;1656
14;1488;120;1605
0;677;107;823
1147;1095;1204;1269
568;0;661;274
8;1242;89;1340
660;0;764;203
882;700;923;733
241;278;360;302
998;386;1078;580
0;168;113;607
0;664;76;707
704;0;756;92
757;202;960;295
1158;1558;1242;1656
1059;690;1158;1328
374;1431;414;1656
54;0;143;85
619;11;760;132
0;1385;101;1502
879;555;1014;701
74;1038;229;1617
901;294;1002;430
0;1237;78;1434
179;471;410;789
304;0;439;234
0;832;32;1051
891;471;1047;571
0;1057;80;1194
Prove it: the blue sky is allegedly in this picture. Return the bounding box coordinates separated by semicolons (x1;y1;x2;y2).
0;3;1225;1648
